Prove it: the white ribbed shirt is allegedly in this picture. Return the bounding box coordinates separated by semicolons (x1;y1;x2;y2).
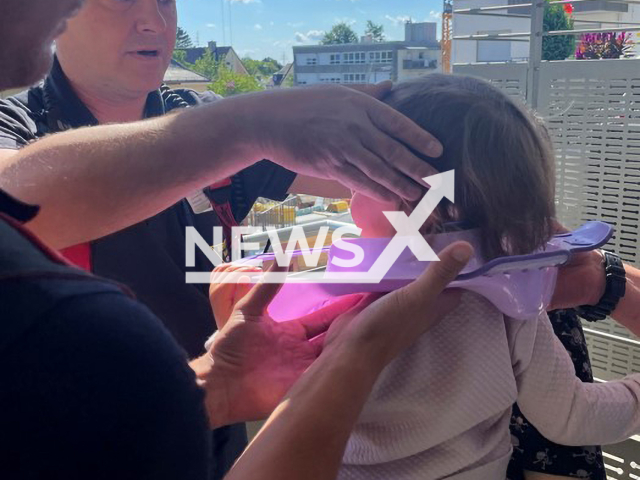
339;293;640;480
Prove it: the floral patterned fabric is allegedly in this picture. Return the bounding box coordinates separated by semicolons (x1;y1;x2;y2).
507;309;606;480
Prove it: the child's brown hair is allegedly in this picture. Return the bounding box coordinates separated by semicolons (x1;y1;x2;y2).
385;74;556;259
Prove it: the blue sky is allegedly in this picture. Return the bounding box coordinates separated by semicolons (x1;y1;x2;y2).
178;0;442;63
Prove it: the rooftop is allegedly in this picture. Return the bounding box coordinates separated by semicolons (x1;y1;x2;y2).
163;59;210;84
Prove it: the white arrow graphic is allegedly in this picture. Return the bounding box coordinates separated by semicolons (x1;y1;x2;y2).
204;170;456;286
360;170;455;283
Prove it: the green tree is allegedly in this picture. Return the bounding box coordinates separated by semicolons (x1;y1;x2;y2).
542;1;574;60
242;57;262;77
176;26;194;49
172;49;191;66
209;64;265;96
242;57;283;80
191;48;220;80
259;57;283;76
364;20;385;42
262;57;283;70
321;22;358;45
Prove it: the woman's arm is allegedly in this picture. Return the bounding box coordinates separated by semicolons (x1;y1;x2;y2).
515;312;640;446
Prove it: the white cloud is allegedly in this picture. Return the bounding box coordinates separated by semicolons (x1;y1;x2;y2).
270;21;275;26
428;10;441;21
254;23;263;30
287;22;305;28
385;15;412;27
295;29;325;44
228;0;261;4
205;23;216;29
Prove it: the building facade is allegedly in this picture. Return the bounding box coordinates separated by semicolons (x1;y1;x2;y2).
293;22;441;86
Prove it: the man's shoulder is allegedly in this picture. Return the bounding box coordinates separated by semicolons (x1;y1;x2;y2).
0;82;47;149
170;87;222;106
0;82;46;116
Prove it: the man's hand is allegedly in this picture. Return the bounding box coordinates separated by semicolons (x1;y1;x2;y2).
345;80;393;100
196;280;365;427
239;84;442;203
321;241;473;368
209;263;263;330
222;242;473;480
196;242;472;429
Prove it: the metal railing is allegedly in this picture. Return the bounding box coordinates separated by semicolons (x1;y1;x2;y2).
246;196;298;230
246;196;351;230
452;0;640;108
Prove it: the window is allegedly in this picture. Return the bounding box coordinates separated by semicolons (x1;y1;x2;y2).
343;52;366;64
343;73;367;84
329;54;341;65
306;57;317;66
369;51;393;64
320;77;341;84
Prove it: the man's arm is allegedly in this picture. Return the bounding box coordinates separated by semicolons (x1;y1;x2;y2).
220;242;471;480
550;248;640;337
0;100;257;249
191;244;471;480
0;85;441;249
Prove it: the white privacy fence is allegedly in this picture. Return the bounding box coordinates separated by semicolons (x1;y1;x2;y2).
455;59;640;478
456;60;640;264
455;58;640;354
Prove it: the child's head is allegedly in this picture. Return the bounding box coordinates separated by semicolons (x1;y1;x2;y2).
350;74;556;259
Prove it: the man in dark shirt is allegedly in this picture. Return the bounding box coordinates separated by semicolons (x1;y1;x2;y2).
0;46;295;480
0;189;211;479
0;1;336;476
0;0;447;477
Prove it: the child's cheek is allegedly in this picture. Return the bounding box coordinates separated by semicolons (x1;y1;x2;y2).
351;193;401;238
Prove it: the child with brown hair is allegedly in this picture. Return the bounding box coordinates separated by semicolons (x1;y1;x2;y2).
212;74;640;480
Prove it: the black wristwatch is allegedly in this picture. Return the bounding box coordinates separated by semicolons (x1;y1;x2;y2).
576;250;627;322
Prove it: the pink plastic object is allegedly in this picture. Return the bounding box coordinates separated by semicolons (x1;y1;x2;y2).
237;222;612;321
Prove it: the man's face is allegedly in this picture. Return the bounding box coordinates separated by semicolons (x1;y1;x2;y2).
0;0;84;90
55;0;178;99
